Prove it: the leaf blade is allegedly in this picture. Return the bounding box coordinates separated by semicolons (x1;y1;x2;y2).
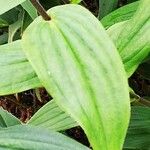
0;125;89;150
22;4;130;150
0;40;41;95
28;100;77;131
0;108;21;128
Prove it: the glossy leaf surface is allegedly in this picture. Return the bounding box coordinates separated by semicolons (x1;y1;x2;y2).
22;4;130;150
0;125;89;150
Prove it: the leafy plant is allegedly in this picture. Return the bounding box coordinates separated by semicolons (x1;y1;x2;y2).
0;0;149;149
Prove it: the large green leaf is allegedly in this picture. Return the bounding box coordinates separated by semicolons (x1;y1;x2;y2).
28;100;77;131
0;125;89;150
22;4;130;150
101;1;139;28
0;40;41;95
0;0;26;15
124;106;150;150
107;0;150;77
0;108;21;128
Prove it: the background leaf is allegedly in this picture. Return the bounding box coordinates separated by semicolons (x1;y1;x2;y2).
0;125;89;150
21;0;38;20
0;108;21;128
0;0;26;15
124;106;150;150
98;0;118;19
0;18;8;28
0;40;41;95
101;1;139;28
107;0;150;77
22;4;130;150
28;100;77;131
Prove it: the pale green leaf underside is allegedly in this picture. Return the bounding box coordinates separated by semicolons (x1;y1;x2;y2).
22;4;130;150
0;0;26;15
0;125;89;150
28;100;77;131
101;1;139;28
0;108;21;128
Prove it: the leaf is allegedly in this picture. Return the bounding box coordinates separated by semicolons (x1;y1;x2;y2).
28;100;77;131
22;4;130;150
21;0;38;20
124;106;150;150
0;7;21;25
0;125;89;150
8;9;24;42
0;40;41;95
101;1;139;28
0;108;21;128
0;18;8;28
70;0;82;4
107;0;150;77
98;0;118;19
0;33;8;45
0;0;26;15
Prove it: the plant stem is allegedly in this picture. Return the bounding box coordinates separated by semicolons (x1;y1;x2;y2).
30;0;51;21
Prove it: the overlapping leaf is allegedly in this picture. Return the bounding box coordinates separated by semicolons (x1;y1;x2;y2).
28;100;77;131
0;108;21;128
0;0;149;95
107;0;150;77
101;1;139;28
0;41;41;95
0;125;89;150
22;4;130;150
124;106;150;149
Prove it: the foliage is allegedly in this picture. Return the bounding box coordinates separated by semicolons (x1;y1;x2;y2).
0;0;149;149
